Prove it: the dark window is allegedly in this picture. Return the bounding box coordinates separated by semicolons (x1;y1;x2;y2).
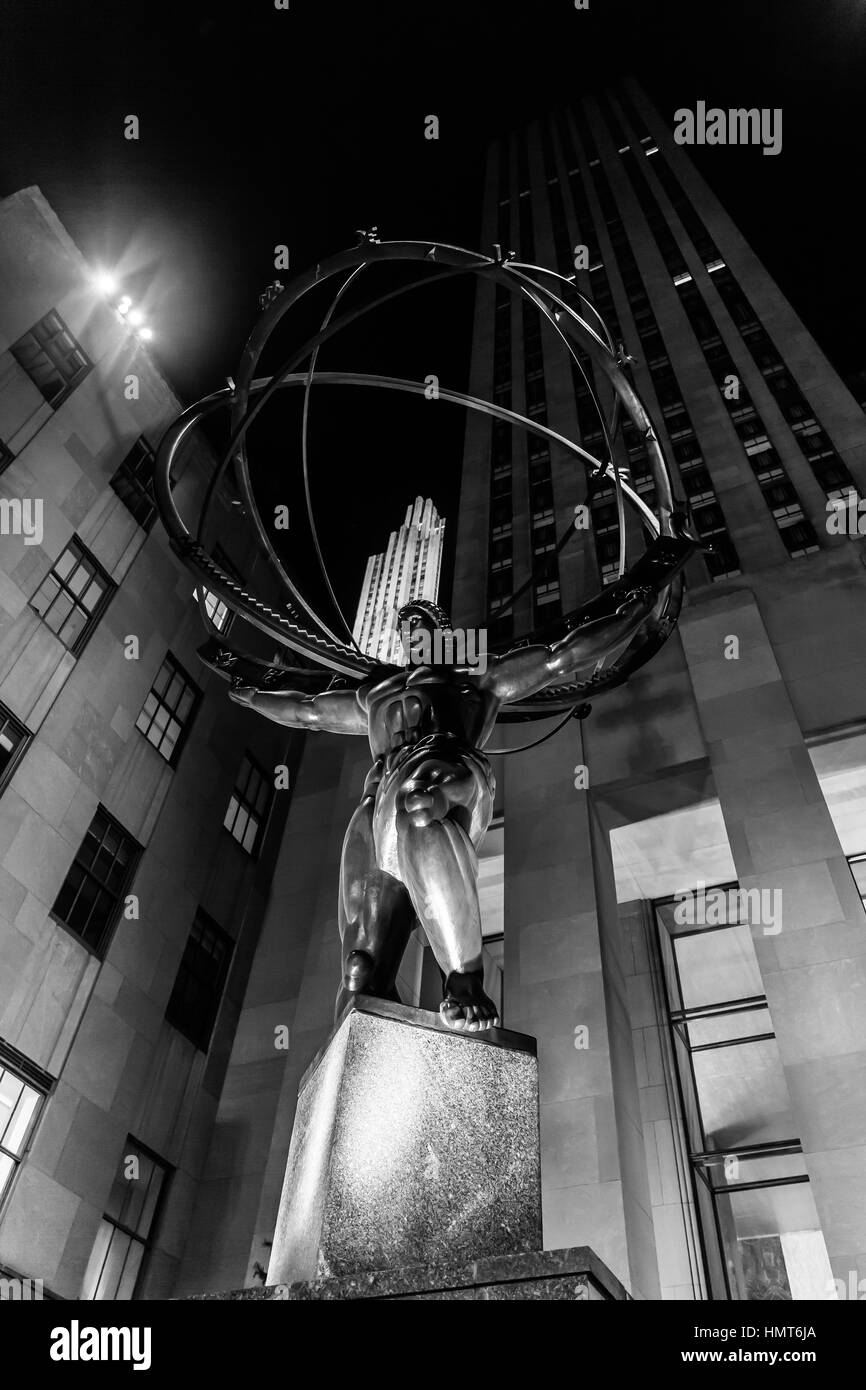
30;537;114;656
165;910;233;1051
705;535;741;580
0;1045;50;1209
110;438;157;532
10;310;90;408
224;753;272;856
0;439;12;474
0;705;31;796
52;807;141;956
780;519;820;558
81;1140;168;1300
135;654;201;765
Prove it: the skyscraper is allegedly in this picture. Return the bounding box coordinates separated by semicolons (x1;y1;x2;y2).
352;496;445;664
447;82;866;1299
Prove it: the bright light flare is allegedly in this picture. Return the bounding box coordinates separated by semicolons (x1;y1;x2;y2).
139;326;153;341
117;296;132;315
128;308;144;326
92;270;119;296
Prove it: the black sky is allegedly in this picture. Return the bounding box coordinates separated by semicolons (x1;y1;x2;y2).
2;0;864;630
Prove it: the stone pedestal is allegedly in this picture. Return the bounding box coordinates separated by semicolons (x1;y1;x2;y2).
267;995;542;1286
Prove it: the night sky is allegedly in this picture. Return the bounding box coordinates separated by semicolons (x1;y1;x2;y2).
2;0;864;632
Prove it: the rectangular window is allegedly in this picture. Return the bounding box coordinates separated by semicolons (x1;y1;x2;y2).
110;438;157;532
81;1140;168;1300
165;910;234;1051
11;310;91;407
135;653;201;765
0;704;31;797
224;753;272;856
0;1046;50;1209
52;807;142;956
30;537;114;656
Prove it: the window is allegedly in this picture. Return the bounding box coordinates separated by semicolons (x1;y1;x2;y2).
10;310;90;407
165;910;233;1051
653;891;833;1300
136;653;201;765
0;439;12;474
0;1045;50;1209
52;807;141;955
224;753;272;856
30;537;114;656
0;704;31;796
110;438;157;531
81;1140;168;1300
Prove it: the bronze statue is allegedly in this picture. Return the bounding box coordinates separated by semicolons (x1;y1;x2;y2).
229;590;654;1033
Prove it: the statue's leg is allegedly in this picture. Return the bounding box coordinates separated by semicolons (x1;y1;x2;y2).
335;785;416;1023
392;756;499;1033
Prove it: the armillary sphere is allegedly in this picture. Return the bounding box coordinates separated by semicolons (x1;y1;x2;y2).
153;236;698;726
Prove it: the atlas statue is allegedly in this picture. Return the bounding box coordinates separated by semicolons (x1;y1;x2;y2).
229;592;652;1032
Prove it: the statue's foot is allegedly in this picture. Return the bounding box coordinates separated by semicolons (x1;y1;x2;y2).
344;948;375;993
440;969;500;1033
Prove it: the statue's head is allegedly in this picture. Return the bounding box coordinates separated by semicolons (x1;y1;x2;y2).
397;599;453;641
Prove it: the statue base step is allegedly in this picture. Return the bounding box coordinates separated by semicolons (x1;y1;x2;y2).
193;1246;629;1301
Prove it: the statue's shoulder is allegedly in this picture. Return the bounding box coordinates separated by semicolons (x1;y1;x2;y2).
357;662;405;700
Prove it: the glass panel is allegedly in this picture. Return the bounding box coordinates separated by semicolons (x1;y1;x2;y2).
242;816;258;854
3;1083;39;1154
54;547;76;580
115;1237;144;1300
232;808;248;845
46;589;75;631
687;1006;774;1049
0;1151;15;1201
82;580;104;611
223;795;238;833
674;924;763;1010
81;1219;114;1300
66;564;90;597
718;1180;834;1301
0;1070;24;1147
692;1037;796;1151
61;605;88;648
96;1226;132;1300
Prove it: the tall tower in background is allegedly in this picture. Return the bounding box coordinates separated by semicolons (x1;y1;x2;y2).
352;496;445;664
446;81;866;1301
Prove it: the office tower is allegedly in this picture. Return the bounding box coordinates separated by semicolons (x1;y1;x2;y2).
352;496;445;664
447;81;866;1300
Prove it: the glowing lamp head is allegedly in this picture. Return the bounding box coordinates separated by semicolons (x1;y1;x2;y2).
128;308;144;326
92;270;119;296
139;326;153;341
117;296;132;315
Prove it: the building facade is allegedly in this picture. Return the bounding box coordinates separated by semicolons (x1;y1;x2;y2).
352;495;445;664
0;186;299;1299
448;81;866;1299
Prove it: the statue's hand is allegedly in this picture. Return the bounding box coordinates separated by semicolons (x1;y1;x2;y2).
229;683;256;707
616;587;654;619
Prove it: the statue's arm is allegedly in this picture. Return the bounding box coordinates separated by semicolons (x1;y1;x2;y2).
228;683;368;735
480;590;653;704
